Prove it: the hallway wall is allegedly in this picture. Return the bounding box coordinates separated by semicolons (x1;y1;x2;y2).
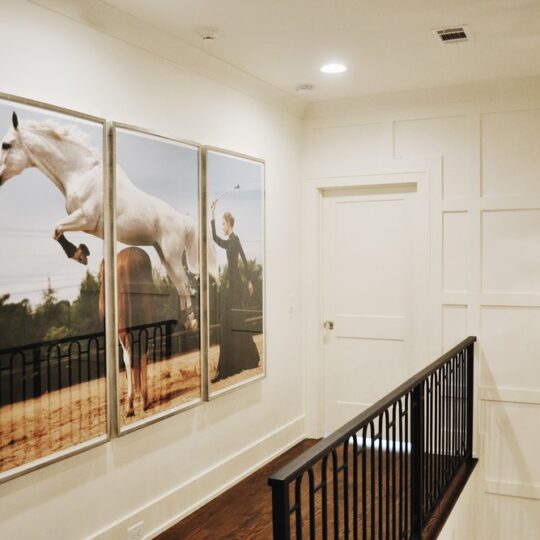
303;77;540;537
0;1;305;539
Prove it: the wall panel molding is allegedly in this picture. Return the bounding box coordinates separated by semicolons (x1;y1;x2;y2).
479;387;540;406
485;480;540;501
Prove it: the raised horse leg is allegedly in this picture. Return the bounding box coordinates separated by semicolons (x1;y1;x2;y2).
57;234;90;265
53;209;92;265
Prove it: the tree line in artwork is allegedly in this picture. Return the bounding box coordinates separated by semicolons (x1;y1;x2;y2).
0;260;263;351
0;271;182;350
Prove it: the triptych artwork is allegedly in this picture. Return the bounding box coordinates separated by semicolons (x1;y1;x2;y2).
0;95;264;479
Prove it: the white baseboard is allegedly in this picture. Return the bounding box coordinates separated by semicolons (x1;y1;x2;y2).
91;415;306;539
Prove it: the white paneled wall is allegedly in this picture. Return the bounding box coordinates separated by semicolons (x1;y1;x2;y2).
305;80;540;538
394;115;470;199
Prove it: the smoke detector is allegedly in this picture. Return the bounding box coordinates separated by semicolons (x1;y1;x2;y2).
433;25;471;44
198;27;219;41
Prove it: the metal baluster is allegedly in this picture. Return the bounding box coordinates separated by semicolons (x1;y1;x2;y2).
352;434;359;540
425;378;430;516
444;362;449;485
453;355;458;473
322;455;329;540
295;475;303;539
362;427;367;540
331;449;339;539
410;382;424;538
390;405;395;540
461;351;466;459
343;438;350;539
384;409;390;539
457;353;462;463
369;421;376;540
396;399;403;538
308;468;316;540
404;394;409;536
378;415;384;540
433;370;441;500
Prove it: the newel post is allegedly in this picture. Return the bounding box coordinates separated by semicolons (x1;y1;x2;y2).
269;478;290;539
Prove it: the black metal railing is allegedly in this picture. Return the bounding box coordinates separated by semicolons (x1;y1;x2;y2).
0;319;177;407
118;319;177;372
268;336;476;539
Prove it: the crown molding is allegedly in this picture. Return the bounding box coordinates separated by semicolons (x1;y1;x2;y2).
29;0;306;119
306;76;540;120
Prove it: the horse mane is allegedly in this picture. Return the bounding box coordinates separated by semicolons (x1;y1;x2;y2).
22;120;99;157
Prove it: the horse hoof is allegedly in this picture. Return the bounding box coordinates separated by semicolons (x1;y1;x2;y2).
127;408;135;417
72;245;89;265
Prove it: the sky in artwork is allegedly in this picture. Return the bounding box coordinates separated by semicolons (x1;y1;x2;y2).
0;100;262;306
206;151;263;270
0;100;103;305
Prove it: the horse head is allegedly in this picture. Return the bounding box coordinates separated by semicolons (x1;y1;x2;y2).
0;112;34;186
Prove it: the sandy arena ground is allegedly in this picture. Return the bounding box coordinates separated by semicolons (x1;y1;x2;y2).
0;335;263;473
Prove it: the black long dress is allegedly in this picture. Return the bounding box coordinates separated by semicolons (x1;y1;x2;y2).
212;219;260;381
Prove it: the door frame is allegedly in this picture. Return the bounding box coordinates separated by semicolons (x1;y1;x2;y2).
302;159;441;438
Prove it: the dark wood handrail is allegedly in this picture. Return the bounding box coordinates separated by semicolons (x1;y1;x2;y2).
269;336;476;485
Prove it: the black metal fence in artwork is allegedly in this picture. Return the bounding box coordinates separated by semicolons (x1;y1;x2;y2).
0;319;178;407
268;336;477;539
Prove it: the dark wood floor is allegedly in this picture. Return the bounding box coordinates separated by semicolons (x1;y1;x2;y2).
157;439;318;540
157;439;474;539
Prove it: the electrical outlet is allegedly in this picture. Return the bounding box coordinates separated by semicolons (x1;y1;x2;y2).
127;521;144;540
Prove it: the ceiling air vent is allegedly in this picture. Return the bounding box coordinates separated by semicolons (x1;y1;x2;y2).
433;25;471;44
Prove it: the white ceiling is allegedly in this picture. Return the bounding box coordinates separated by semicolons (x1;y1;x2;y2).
103;0;540;102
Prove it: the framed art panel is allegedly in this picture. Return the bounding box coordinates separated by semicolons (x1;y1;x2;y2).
112;123;203;434
0;94;110;482
205;148;265;398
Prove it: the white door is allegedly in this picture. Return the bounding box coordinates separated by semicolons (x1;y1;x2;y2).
322;184;421;434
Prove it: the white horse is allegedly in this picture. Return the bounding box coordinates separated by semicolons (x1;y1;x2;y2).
0;112;217;330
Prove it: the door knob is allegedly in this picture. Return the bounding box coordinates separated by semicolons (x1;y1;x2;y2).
323;321;334;330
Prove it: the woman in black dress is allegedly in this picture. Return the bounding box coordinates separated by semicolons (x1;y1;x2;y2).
211;201;260;382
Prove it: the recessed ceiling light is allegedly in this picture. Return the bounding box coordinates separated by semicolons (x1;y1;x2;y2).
320;63;347;74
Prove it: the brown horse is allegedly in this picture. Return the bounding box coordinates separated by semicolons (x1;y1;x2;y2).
99;247;155;417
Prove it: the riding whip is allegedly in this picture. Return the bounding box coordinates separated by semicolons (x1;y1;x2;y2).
214;184;240;204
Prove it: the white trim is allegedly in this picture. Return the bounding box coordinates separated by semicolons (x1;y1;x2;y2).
88;415;306;539
479;386;540;406
0;434;108;485
303;160;436;438
306;77;540;121
30;0;305;118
